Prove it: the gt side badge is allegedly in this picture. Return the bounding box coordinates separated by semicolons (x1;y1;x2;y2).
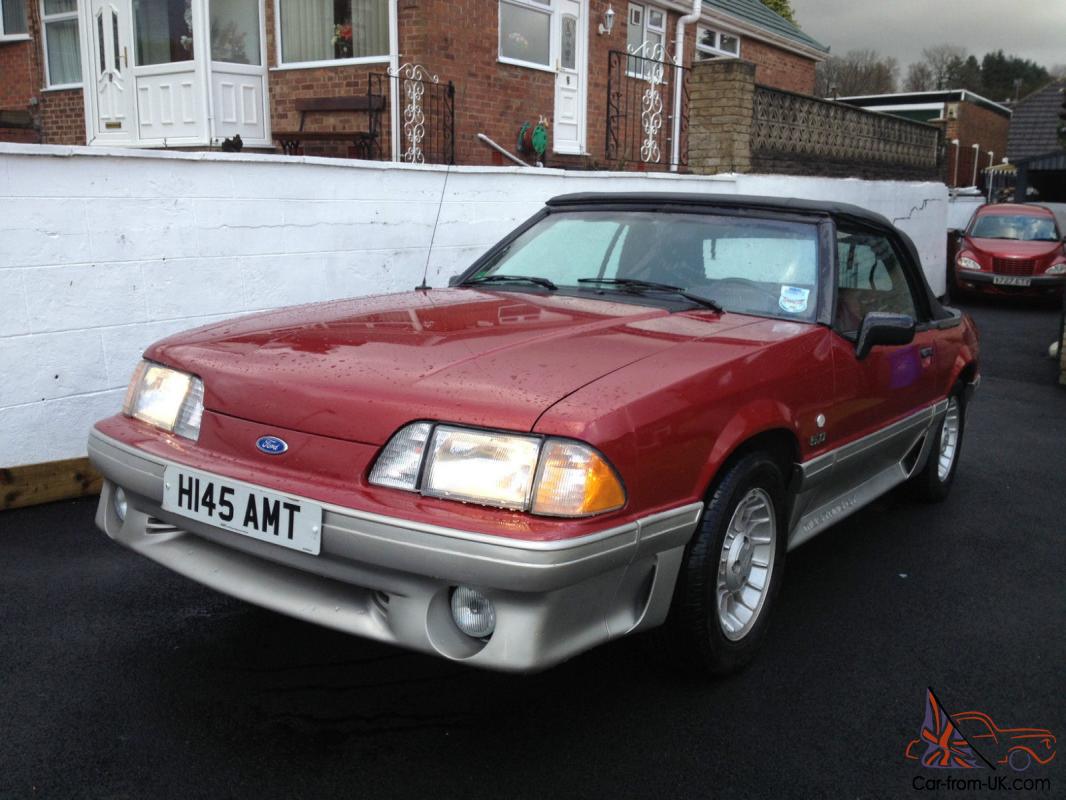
810;414;827;446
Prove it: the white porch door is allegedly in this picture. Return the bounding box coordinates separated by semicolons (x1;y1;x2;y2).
87;0;134;142
553;0;586;155
209;0;270;146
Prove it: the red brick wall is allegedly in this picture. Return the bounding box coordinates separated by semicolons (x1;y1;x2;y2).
0;1;87;145
40;89;86;144
0;34;41;143
740;36;816;95
941;102;1010;187
0;38;36;110
262;0;820;166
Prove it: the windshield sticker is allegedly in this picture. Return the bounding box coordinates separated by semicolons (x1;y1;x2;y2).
779;286;810;314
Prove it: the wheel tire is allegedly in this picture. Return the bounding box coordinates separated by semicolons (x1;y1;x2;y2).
1008;749;1033;772
663;451;788;677
910;386;966;502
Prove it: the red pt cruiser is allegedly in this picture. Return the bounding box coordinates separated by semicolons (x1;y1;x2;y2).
954;203;1066;297
89;194;980;674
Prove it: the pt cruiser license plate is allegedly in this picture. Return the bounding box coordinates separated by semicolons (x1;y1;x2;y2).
162;466;322;555
993;275;1031;287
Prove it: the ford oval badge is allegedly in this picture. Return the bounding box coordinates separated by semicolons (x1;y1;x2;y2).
256;435;289;455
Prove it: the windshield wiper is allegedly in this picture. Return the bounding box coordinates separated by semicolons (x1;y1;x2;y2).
577;278;723;312
463;274;558;291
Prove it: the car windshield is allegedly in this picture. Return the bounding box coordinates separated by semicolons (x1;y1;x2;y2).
467;211;821;322
970;214;1059;241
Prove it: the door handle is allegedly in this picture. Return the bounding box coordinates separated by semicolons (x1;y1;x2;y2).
123;47;128;68
919;346;934;359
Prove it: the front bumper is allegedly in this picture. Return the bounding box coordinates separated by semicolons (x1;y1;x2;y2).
89;428;701;672
957;271;1066;292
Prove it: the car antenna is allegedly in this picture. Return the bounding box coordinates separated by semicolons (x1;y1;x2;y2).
417;164;452;292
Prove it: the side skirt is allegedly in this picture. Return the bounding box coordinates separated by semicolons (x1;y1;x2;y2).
787;401;948;550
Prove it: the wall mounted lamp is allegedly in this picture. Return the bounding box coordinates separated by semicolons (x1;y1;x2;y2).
599;4;615;35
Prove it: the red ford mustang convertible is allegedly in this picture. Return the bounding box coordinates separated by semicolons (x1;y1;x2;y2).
89;194;979;674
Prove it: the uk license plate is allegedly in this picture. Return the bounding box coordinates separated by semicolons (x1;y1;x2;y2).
993;275;1031;287
162;466;322;555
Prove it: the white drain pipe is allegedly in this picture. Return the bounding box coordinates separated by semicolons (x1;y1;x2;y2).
670;0;702;171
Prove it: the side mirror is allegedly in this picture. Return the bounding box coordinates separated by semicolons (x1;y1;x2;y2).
855;312;916;360
447;274;464;287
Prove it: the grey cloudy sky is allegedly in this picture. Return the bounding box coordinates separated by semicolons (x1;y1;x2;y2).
790;0;1066;71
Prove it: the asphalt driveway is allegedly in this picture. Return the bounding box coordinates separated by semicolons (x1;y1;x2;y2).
1;297;1063;799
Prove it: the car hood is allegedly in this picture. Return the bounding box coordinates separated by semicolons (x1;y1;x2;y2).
966;237;1063;261
147;289;758;444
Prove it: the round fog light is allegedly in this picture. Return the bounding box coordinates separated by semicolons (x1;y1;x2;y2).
450;586;496;638
113;487;128;522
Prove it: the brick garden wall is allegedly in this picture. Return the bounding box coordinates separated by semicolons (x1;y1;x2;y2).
740;36;816;95
689;60;942;182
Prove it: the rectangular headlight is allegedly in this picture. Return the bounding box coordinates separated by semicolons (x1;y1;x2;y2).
122;360;205;440
422;426;541;510
369;423;627;517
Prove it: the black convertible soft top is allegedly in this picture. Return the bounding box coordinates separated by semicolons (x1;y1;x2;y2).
545;192;952;321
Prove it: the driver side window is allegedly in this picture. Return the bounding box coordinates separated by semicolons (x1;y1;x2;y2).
835;228;918;334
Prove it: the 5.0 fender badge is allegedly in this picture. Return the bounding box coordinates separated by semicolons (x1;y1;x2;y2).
256;435;289;455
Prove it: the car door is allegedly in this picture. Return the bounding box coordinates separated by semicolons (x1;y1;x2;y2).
825;224;941;490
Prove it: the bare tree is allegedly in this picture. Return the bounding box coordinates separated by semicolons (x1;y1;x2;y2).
904;62;935;92
919;45;969;90
816;50;899;97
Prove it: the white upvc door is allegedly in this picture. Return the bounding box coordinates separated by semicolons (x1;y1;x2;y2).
130;0;206;145
86;0;134;143
207;0;271;147
552;0;586;154
83;0;271;147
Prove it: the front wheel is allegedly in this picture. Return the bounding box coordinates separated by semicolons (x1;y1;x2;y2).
664;451;788;676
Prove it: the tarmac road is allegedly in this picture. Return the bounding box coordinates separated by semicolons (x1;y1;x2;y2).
1;297;1063;799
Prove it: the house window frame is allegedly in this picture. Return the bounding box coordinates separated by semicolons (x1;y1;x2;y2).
626;2;667;77
695;24;740;61
0;0;31;41
497;0;554;73
39;0;82;89
272;0;394;72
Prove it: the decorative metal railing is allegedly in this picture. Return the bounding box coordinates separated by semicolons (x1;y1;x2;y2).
369;65;456;165
606;49;690;170
751;85;942;171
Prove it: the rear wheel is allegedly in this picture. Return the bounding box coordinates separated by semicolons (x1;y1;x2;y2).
664;451;788;676
910;387;966;502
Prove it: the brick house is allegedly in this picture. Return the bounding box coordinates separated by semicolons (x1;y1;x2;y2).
837;90;1012;189
0;0;826;167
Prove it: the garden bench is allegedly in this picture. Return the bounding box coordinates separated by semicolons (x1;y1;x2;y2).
274;95;386;158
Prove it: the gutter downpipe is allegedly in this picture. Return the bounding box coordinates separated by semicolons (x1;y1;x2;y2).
670;0;702;171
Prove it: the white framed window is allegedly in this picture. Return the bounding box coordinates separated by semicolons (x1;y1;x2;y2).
498;0;552;71
695;25;740;61
40;0;82;87
626;3;666;78
276;0;390;69
1;0;29;40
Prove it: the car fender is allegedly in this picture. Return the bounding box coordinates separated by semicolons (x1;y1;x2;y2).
692;398;801;503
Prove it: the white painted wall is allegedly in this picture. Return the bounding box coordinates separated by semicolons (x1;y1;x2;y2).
0;143;949;467
947;195;985;231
